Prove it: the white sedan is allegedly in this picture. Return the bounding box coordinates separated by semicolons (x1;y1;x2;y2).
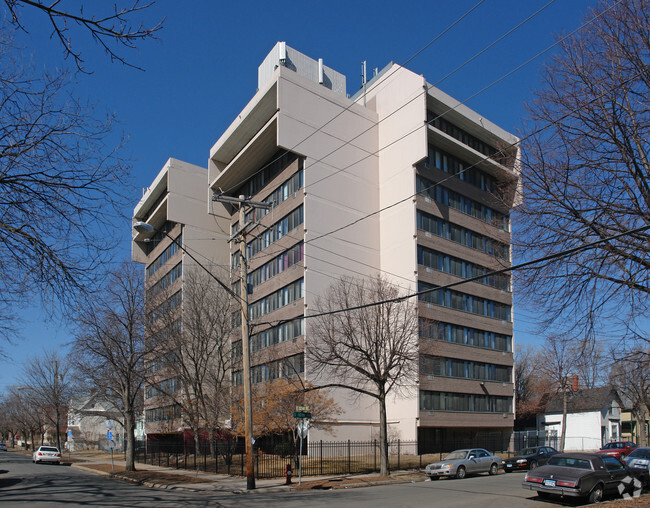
33;445;61;464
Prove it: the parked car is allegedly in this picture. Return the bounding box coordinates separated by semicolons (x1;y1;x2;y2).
597;441;637;460
425;448;501;479
623;447;650;485
522;452;643;503
0;443;7;451
32;446;61;464
504;446;559;472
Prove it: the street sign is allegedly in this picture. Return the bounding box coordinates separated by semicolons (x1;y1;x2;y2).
293;411;312;419
297;419;308;438
107;430;112;441
105;420;114;431
295;405;310;412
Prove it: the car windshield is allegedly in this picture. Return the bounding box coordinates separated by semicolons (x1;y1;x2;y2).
603;443;623;449
628;449;650;459
444;450;468;460
519;448;538;455
548;456;592;469
40;447;59;452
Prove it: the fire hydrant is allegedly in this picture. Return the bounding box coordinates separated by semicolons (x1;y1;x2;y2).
285;462;293;484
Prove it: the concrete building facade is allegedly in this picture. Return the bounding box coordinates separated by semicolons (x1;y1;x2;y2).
206;43;520;446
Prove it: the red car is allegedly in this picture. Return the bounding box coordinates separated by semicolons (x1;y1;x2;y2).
596;441;637;460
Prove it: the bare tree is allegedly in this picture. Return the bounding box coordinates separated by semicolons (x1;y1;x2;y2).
0;33;133;338
71;262;147;471
150;268;234;459
3;0;163;71
308;275;418;476
610;348;650;446
514;344;538;417
536;336;580;452
21;350;73;451
516;0;650;342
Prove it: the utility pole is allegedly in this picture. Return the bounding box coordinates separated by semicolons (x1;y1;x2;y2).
213;193;271;490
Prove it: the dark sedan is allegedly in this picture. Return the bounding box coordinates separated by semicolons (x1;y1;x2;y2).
522;452;643;503
504;446;558;472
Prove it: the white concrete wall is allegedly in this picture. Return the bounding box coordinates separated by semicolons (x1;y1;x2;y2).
363;64;428;441
539;412;603;451
275;66;383;439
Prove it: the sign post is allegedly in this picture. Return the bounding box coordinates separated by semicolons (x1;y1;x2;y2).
294;406;311;485
107;430;114;471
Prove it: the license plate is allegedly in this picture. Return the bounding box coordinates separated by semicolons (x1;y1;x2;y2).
505;464;512;468
544;479;556;487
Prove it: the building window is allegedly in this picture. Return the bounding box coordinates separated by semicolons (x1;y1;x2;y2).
419;318;511;352
233;151;300;200
420;355;511;382
232;353;304;386
417;245;510;291
248;279;303;320
417;175;509;231
147;262;182;300
145;403;181;423
248;243;303;288
426;145;496;192
420;390;512;413
145;377;182;399
233;317;304;359
418;282;511;321
245;170;303;224
417;210;509;259
247;205;304;258
146;233;182;279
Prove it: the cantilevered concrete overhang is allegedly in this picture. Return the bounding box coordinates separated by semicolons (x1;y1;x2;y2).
209;74;279;195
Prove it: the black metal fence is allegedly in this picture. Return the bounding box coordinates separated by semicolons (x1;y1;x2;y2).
135;436;514;479
512;430;559;451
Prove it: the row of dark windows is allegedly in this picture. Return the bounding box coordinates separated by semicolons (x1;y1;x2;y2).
248;278;303;320
426;145;496;192
145;403;181;423
244;169;303;225
427;110;498;159
417;175;509;231
248;242;303;289
146;234;182;279
145;376;182;400
142;221;176;256
144;348;181;375
418;281;511;321
232;353;304;386
232;317;304;359
246;205;304;259
147;262;182;300
234;151;299;199
416;210;509;260
149;290;182;323
420;355;512;383
417;245;510;291
420;390;512;413
419;318;511;352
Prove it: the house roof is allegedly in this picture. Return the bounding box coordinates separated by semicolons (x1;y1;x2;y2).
544;386;621;414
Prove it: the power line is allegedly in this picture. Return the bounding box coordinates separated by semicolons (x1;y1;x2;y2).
256;224;650;328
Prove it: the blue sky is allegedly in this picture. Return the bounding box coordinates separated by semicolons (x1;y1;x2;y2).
0;0;598;390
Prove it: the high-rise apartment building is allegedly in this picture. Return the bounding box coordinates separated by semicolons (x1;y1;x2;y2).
206;43;520;446
132;158;230;439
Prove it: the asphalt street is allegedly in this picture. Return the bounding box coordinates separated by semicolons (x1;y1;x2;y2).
0;450;593;507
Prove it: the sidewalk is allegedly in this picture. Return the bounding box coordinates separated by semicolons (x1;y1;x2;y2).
68;451;426;493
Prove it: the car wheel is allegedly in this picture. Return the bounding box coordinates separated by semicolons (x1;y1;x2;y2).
455;466;466;479
489;463;498;475
588;484;604;504
529;460;538;470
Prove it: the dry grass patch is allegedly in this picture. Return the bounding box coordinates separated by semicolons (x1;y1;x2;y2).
82;463;212;484
295;471;425;490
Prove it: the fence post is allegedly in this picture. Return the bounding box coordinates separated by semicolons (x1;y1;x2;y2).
374;439;377;472
348;440;351;475
320;440;323;476
398;439;401;470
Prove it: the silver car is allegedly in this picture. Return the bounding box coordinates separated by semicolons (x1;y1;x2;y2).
425;448;502;479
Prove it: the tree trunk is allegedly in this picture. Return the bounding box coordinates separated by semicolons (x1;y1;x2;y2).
193;425;201;469
560;389;567;452
124;410;136;471
378;387;389;476
209;428;217;459
637;409;648;447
